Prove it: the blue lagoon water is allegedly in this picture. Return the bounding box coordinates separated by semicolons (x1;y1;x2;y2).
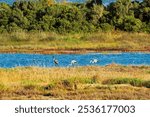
0;52;150;68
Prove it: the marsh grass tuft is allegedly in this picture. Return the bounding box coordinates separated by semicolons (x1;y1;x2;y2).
43;83;56;90
21;80;37;90
23;84;36;90
84;76;99;84
143;81;150;88
130;78;143;87
103;78;143;87
61;79;74;90
10;32;29;42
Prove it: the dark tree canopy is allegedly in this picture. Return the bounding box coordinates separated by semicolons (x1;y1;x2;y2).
0;0;149;33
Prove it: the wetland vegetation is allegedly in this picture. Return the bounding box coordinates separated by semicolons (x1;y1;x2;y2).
0;65;150;99
0;0;150;53
0;0;150;100
0;31;150;53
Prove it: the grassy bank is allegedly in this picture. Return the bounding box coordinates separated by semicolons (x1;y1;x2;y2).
0;64;150;100
0;31;150;54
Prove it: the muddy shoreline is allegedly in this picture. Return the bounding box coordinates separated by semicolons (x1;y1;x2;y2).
0;48;150;54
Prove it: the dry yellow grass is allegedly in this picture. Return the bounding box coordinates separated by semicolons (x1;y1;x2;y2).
0;31;150;53
0;65;150;100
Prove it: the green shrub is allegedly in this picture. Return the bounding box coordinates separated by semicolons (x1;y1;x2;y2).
129;78;143;87
0;0;150;33
143;81;150;88
123;16;142;32
0;26;7;33
100;23;114;32
141;22;150;33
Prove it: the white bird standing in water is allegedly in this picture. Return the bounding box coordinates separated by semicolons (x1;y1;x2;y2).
70;60;77;66
52;56;59;66
90;58;98;64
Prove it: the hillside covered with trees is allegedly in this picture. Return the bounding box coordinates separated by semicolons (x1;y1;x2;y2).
0;0;150;33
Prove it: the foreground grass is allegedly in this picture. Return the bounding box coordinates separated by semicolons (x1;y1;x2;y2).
0;64;150;100
0;31;150;53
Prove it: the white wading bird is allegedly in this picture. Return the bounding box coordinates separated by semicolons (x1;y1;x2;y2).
90;58;99;64
70;60;77;67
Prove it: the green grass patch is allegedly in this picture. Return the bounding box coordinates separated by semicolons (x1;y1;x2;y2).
103;78;143;87
21;80;37;90
83;76;98;84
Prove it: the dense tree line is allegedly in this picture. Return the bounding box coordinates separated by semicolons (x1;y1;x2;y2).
0;0;150;33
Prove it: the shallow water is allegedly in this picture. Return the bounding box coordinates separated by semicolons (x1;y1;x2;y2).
0;52;150;68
